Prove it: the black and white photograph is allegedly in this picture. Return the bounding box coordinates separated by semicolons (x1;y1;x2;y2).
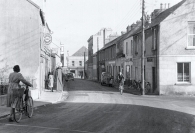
0;0;195;132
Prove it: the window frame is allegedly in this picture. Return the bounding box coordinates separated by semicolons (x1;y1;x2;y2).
176;62;191;83
126;42;128;56
79;61;82;66
72;61;75;66
187;22;195;49
152;28;157;50
131;39;133;55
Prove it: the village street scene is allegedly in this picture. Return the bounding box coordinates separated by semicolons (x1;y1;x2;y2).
0;0;195;133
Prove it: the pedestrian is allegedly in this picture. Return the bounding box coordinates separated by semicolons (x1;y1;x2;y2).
118;72;124;94
7;65;33;122
81;73;83;79
48;72;54;92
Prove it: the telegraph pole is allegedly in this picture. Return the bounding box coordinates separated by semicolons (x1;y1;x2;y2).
141;0;145;95
84;51;86;79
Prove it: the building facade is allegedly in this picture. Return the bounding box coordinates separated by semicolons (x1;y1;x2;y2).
67;46;88;78
0;0;54;99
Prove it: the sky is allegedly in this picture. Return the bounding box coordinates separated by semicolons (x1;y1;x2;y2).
32;0;182;57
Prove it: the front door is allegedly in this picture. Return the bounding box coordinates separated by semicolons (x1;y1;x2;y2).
152;67;156;93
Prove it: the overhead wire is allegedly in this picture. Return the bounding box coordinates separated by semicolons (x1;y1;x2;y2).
115;0;140;30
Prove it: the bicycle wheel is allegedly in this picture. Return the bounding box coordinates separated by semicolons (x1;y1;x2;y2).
14;98;23;123
26;96;33;118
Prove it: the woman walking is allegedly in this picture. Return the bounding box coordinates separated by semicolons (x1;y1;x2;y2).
7;65;33;122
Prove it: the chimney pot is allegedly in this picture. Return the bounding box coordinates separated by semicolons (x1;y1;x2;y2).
164;3;167;9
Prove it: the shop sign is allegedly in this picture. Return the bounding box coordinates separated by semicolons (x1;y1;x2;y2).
44;33;52;45
109;61;115;64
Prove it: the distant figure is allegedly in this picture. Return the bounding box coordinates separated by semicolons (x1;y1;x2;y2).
81;73;83;79
48;72;54;92
118;72;124;91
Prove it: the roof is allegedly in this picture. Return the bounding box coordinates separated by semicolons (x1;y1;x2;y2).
72;46;88;56
26;0;40;9
148;0;186;29
99;23;142;51
133;0;186;35
98;0;186;52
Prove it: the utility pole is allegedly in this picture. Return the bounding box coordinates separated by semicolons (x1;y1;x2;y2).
141;0;145;95
84;51;86;79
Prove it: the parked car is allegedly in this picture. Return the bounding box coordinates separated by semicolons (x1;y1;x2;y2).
65;73;74;81
100;72;113;87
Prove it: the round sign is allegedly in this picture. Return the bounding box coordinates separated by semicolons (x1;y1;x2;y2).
44;33;52;45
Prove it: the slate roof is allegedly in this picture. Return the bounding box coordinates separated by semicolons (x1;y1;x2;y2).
98;0;186;52
133;0;186;35
72;46;88;56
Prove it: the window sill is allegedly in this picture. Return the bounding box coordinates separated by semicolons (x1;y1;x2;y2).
185;47;195;50
152;48;156;51
174;82;192;86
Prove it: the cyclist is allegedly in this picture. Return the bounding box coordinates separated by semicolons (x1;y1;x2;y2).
7;65;33;122
118;72;124;94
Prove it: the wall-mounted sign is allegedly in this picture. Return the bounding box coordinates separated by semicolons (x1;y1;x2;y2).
109;61;115;64
44;33;52;45
147;57;153;62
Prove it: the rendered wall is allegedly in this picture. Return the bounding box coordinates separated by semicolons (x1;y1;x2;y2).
0;0;42;99
159;0;195;95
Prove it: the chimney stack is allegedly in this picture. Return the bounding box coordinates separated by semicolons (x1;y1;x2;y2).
168;3;170;8
160;3;163;10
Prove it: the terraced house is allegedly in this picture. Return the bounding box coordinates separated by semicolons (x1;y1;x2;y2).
131;0;195;95
96;0;195;96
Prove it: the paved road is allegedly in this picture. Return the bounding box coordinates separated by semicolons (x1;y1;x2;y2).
0;79;195;133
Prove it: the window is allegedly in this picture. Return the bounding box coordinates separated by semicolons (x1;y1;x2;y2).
188;22;195;47
135;36;139;54
126;42;128;55
79;61;82;66
72;61;74;66
60;46;64;52
153;29;157;50
131;40;133;55
177;63;190;82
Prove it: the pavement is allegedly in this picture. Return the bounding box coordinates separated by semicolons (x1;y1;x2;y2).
0;89;69;119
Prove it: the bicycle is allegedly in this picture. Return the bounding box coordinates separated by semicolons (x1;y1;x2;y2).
13;86;34;123
145;82;151;94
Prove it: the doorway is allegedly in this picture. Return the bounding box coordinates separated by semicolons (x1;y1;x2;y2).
152;67;156;93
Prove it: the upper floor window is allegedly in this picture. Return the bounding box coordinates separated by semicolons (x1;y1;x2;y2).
131;40;133;55
126;42;128;55
79;61;82;66
153;29;157;50
177;63;190;82
188;22;195;48
72;61;74;66
135;36;139;54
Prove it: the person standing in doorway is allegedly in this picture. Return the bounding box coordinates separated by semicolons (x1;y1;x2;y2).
48;72;54;92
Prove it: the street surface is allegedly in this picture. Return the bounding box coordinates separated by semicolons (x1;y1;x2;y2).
0;79;195;133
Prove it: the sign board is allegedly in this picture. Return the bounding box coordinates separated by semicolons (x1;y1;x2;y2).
44;33;52;45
